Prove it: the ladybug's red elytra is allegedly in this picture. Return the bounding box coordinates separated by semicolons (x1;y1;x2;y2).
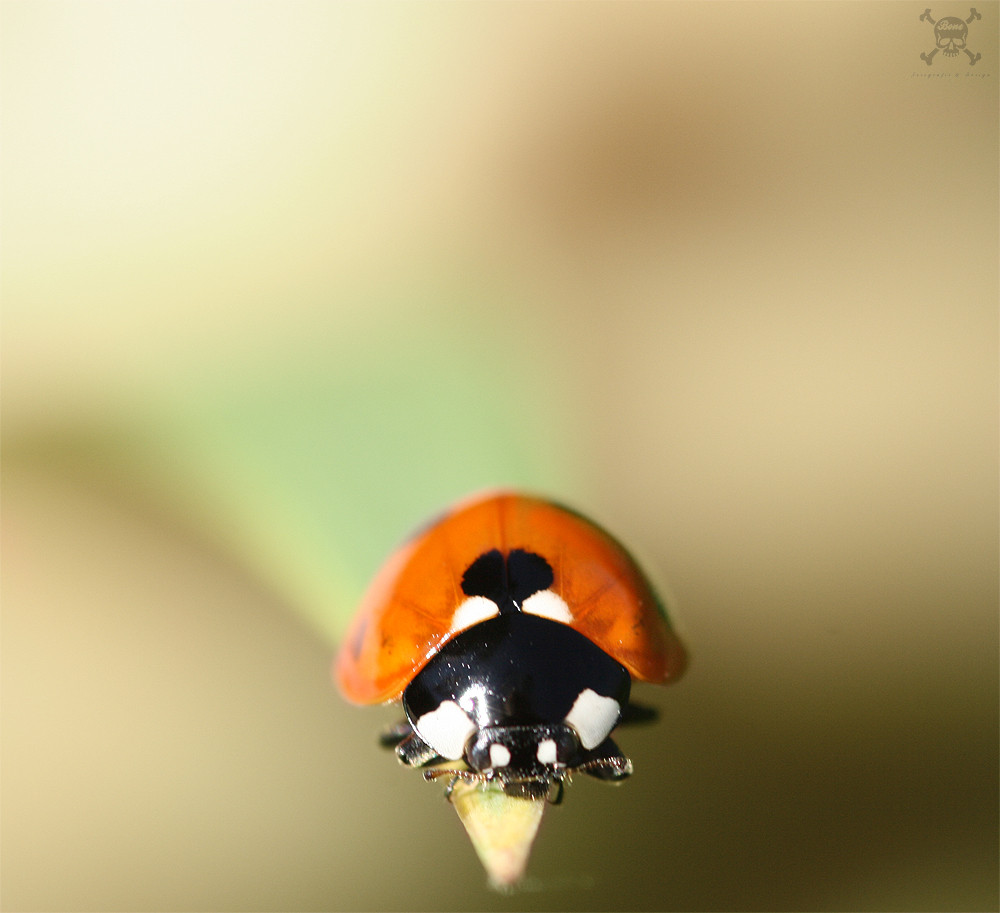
335;491;686;800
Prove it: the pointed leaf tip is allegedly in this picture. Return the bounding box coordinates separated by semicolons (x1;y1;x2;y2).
449;780;547;889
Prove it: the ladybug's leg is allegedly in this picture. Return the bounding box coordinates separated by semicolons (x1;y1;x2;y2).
501;779;551;800
578;738;634;782
378;719;414;748
423;767;480;786
618;702;659;726
394;731;442;768
378;720;442;767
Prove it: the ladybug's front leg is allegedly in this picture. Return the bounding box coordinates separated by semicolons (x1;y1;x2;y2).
578;738;634;782
380;721;442;768
618;702;659;726
378;719;414;749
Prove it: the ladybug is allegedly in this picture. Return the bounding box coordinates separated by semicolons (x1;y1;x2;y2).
335;491;686;801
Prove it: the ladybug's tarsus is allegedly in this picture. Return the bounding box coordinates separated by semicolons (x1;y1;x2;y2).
619;701;659;726
577;738;634;782
424;765;571;805
378;719;414;748
394;730;440;768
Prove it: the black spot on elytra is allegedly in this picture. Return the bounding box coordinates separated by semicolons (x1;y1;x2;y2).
461;549;554;614
461;550;505;603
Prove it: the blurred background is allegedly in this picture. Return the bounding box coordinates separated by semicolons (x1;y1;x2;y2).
2;2;997;910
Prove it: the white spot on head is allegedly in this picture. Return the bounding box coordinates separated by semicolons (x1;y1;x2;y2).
536;738;558;765
415;700;476;760
521;589;572;624
489;743;512;768
564;688;621;750
449;595;500;633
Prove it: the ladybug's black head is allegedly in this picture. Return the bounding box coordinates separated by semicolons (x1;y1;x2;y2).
465;723;579;778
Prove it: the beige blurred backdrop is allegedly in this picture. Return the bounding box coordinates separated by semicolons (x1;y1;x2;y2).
2;2;997;911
